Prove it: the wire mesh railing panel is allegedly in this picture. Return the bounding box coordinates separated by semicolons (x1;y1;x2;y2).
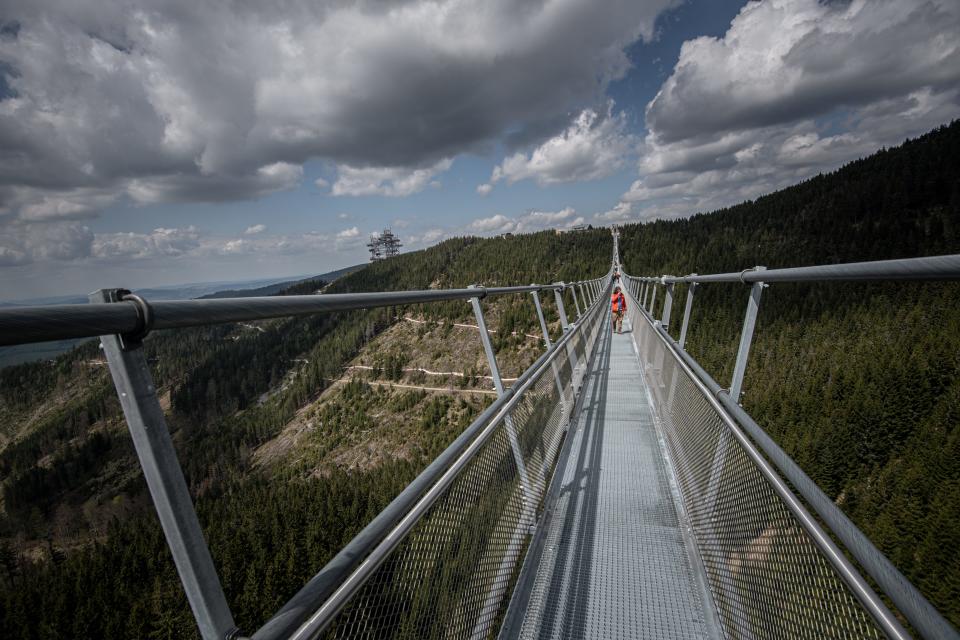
627;304;887;640
321;299;606;640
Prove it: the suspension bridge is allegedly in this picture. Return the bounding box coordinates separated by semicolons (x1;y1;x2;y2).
1;234;959;640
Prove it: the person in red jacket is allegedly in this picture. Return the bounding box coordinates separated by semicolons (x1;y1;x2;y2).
611;286;626;334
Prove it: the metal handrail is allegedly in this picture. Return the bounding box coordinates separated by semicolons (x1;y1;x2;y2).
0;282;601;347
255;282;611;640
624;284;909;640
629;253;960;285
619;256;960;640
0;268;609;640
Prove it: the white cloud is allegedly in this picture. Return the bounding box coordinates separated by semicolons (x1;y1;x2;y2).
469;207;582;235
405;227;448;249
603;0;960;222
470;214;515;234
244;224;267;235
336;226;360;240
0;0;675;219
220;239;250;255
331;159;454;197
314;177;330;190
0;223;95;265
486;104;634;190
476;183;493;196
645;0;960;142
596;201;634;222
421;228;445;244
92;226;202;260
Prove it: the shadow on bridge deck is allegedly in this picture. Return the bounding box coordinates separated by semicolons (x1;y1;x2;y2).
502;317;721;640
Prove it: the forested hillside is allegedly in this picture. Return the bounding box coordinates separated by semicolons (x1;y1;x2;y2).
0;229;610;637
618;121;960;626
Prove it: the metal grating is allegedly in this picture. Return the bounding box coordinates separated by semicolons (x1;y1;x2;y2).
626;301;887;640
319;297;607;639
513;319;716;640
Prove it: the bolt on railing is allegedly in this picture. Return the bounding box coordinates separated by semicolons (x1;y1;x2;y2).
620;253;960;640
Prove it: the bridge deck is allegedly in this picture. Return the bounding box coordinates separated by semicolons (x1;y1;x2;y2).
504;317;719;640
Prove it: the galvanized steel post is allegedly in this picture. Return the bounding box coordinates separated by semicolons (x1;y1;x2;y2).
678;280;698;349
570;283;583;318
648;283;658;316
530;290;551;348
531;288;568;415
468;287;533;498
729;267;767;402
91;289;237;640
661;281;674;331
553;283;579;372
553;284;570;331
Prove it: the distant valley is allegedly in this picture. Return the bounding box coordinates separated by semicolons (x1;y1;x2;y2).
0;265;363;368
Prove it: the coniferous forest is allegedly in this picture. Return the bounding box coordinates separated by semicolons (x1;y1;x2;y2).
0;121;958;636
0;229;611;637
617;121;960;628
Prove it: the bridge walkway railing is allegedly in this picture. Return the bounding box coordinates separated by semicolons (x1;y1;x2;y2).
617;249;960;640
0;265;613;640
499;308;722;640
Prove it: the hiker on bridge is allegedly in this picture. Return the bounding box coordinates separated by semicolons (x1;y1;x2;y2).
611;286;626;334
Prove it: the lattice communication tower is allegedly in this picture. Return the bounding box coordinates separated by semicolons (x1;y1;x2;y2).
367;229;402;261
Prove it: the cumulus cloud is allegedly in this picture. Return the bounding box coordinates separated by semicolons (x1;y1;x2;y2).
596;201;634;222
331;159;453;197
0;220;363;270
646;0;960;142
470;214;515;234
0;223;94;265
603;0;960;222
92;227;202;260
485;104;634;190
470;207;583;235
244;224;267;235
0;0;675;220
420;228;445;244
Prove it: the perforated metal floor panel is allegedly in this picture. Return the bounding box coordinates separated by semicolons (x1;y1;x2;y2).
507;319;717;640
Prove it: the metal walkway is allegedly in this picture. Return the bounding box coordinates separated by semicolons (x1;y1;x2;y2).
505;316;719;640
8;243;958;639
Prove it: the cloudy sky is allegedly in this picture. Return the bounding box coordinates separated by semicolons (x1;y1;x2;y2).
1;0;958;300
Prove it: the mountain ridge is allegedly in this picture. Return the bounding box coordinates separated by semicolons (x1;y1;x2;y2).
1;121;958;635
